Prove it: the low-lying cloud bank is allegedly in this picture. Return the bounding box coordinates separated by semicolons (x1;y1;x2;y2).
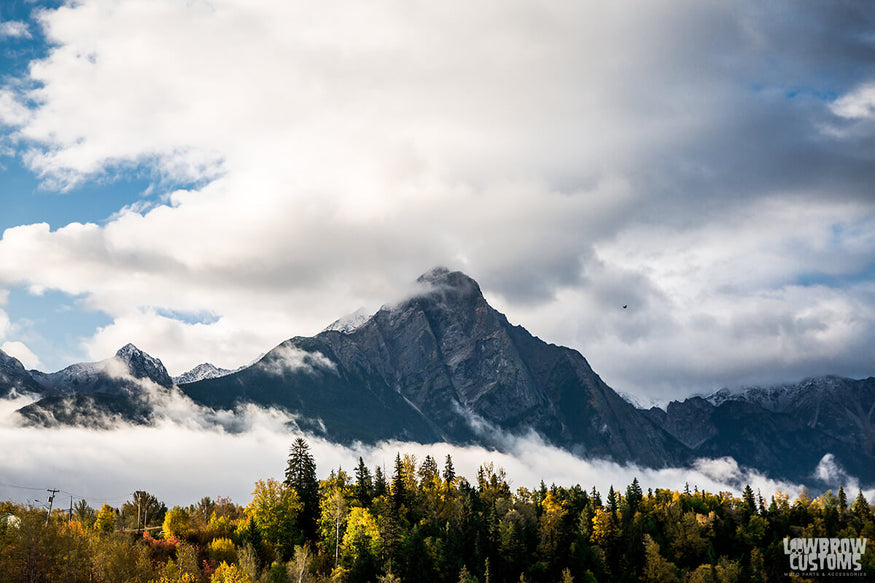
0;393;867;509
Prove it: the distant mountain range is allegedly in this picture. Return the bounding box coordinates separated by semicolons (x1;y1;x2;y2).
1;268;872;488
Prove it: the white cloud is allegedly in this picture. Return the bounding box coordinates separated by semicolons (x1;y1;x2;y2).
0;393;815;508
0;341;41;369
0;21;31;39
0;0;872;397
831;83;875;121
258;343;336;377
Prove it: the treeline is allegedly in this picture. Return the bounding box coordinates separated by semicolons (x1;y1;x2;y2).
1;438;874;582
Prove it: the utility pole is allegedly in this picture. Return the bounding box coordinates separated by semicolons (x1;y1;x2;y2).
69;495;73;521
45;489;59;525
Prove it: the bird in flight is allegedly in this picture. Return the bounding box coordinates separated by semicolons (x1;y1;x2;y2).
623;305;628;309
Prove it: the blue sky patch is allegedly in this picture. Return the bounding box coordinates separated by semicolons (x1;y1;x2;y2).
5;286;112;371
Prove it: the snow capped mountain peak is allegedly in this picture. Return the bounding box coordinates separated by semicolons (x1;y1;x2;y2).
173;363;237;385
323;307;373;334
113;344;173;388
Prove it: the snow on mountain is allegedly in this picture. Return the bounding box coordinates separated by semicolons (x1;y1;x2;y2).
173;363;237;385
323;307;373;334
705;375;849;412
28;344;173;394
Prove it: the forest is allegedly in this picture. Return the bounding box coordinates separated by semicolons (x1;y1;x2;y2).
1;438;873;583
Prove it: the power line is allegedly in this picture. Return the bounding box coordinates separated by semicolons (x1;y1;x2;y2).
0;482;131;506
0;482;47;492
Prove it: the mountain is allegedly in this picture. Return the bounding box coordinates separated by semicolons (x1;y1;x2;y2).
11;344;173;427
173;363;237;385
28;343;173;395
323;307;372;334
181;267;689;466
0;349;43;397
644;376;875;485
4;268;872;487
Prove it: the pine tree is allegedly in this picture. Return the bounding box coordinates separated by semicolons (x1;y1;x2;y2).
354;457;373;508
285;437;320;541
625;478;643;514
852;489;873;530
419;455;439;485
391;453;406;512
742;485;756;516
374;465;388;498
590;487;602;508
607;486;618;516
443;454;456;484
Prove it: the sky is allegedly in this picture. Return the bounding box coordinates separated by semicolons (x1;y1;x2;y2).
0;0;874;405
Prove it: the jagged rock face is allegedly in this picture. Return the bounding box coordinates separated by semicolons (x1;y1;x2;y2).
11;344;173;426
179;268;688;465
644;397;718;449
26;344;174;397
0;349;43;397
286;267;689;466
648;377;875;485
116;343;174;388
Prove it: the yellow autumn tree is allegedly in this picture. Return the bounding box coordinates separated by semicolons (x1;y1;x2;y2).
211;561;251;583
341;506;382;563
246;478;301;557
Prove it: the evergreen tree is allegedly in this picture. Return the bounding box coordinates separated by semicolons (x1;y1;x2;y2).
374;465;388;498
852;489;873;529
285;437;320;541
391;453;407;512
625;478;643;514
590;487;602;509
419;455;439;485
444;454;456;484
354;457;373;508
742;484;756;516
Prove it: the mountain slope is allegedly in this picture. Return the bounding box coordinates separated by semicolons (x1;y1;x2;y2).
29;343;173;396
181;267;689;466
0;349;44;397
645;376;875;484
14;344;174;426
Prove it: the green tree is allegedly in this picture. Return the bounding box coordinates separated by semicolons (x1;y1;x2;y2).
163;506;192;539
319;488;349;569
121;490;166;531
73;499;95;526
444;454;456;484
391;453;407;512
458;564;480;583
373;465;388;498
247;478;302;558
285;438;320;541
642;534;679;583
94;504;117;534
354;457;373;508
209;537;238;564
341;507;382;581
